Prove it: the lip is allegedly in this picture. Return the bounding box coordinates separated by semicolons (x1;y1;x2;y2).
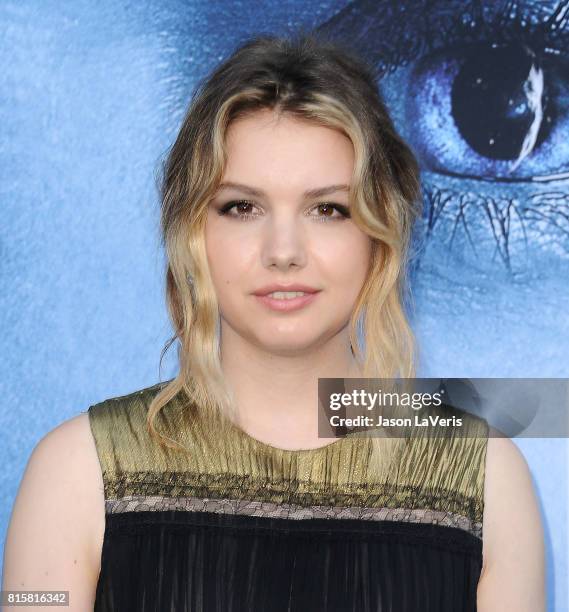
252;284;320;296
254;291;321;313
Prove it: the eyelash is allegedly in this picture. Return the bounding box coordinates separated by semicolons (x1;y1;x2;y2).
217;200;351;222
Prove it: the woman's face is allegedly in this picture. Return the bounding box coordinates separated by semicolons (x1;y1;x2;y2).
205;108;373;356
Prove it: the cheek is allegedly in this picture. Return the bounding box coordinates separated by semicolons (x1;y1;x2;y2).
205;225;231;299
317;234;371;288
206;236;257;298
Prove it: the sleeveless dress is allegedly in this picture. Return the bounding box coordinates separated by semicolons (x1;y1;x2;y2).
86;380;489;612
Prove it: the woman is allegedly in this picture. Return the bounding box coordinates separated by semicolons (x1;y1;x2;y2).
3;32;545;611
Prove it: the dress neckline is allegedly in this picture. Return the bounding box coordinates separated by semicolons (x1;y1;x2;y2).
176;385;352;456
219;408;349;456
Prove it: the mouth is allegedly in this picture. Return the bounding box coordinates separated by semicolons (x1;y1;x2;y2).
253;290;321;312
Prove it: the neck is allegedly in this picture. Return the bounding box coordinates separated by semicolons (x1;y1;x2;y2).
218;322;363;448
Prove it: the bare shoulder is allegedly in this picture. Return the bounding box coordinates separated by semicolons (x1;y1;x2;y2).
478;429;546;611
2;412;105;610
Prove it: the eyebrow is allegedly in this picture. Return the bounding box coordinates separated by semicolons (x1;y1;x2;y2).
216;181;350;199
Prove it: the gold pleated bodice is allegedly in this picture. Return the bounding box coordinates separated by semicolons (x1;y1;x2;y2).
87;379;489;539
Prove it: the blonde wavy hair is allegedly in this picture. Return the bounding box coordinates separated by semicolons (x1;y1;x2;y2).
147;31;423;474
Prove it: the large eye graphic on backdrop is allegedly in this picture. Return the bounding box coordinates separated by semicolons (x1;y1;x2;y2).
410;41;566;181
317;0;569;275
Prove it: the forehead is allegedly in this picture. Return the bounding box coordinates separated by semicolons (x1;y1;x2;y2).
222;109;355;186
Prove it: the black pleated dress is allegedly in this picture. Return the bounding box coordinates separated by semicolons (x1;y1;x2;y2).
87;380;489;611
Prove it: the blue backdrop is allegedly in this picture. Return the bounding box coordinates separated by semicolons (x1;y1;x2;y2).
1;1;567;609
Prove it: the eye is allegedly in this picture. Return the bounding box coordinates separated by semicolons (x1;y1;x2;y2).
217;200;260;220
317;3;569;273
393;41;567;182
310;202;352;222
217;200;351;222
319;5;569;182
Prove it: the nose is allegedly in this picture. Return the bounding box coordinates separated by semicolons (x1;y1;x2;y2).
260;213;308;272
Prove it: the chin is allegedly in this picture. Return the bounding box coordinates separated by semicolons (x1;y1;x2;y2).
253;334;321;355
